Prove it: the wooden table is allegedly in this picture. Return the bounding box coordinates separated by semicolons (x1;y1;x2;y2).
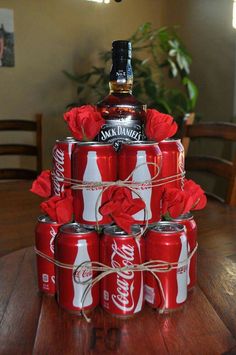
0;181;236;354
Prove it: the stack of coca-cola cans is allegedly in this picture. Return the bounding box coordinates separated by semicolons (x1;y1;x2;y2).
35;137;197;317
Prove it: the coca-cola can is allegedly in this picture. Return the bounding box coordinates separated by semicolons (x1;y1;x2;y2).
171;213;197;290
72;142;117;226
158;139;185;190
55;223;99;314
118;141;162;225
100;225;145;318
52;137;77;196
145;222;188;311
35;215;62;295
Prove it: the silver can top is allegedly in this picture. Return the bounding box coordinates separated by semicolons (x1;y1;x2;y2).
56;137;77;143
150;221;185;234
37;215;58;224
104;224;141;237
75;141;113;147
160;138;181;143
171;212;193;222
123;141;157;146
59;222;94;235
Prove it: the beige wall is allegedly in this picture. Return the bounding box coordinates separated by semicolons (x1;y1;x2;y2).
162;0;236;196
0;0;162;169
162;0;235;123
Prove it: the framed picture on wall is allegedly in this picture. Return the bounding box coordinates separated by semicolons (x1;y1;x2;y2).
0;8;14;67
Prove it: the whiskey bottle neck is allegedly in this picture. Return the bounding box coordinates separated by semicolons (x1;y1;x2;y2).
109;58;133;94
109;81;133;94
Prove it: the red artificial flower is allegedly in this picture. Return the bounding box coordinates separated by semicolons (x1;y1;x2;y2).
184;179;207;210
30;170;52;198
145;109;178;142
64;105;105;141
40;189;73;223
162;187;193;218
100;186;145;234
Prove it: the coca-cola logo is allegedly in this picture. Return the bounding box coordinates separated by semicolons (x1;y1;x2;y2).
177;265;188;274
111;240;135;312
74;262;93;284
83;182;103;191
49;226;57;254
53;147;65;196
135;182;152;190
178;152;185;173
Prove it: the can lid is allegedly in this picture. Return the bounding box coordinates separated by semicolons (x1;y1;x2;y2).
150;221;185;234
171;212;193;222
123;141;158;146
59;222;93;235
104;224;141;237
56;137;77;143
75;141;113;147
159;138;181;143
37;215;58;224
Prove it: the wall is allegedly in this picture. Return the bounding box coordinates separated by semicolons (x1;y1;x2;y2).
0;0;162;169
162;0;235;123
161;0;236;197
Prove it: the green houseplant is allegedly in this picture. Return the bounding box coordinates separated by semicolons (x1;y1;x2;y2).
64;23;198;120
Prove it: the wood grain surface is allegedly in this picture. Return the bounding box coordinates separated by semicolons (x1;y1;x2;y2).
0;181;236;354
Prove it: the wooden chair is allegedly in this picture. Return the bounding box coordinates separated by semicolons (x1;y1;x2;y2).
182;121;236;206
0;114;42;179
181;112;195;155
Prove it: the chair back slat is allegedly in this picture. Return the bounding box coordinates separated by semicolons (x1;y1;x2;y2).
0;169;38;180
0;120;37;131
185;156;233;180
0;145;37;156
0;115;42;180
182;121;236;206
185;122;236;141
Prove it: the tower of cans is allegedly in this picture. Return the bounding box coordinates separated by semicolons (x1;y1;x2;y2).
35;135;197;317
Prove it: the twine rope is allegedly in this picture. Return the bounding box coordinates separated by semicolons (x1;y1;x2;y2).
35;242;198;322
52;162;185;190
52;162;185;238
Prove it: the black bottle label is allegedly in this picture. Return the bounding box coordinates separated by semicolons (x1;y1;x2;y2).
98;119;145;151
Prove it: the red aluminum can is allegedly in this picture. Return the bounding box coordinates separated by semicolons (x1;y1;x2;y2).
72;142;117;226
158;139;185;190
118;141;162;225
52;137;77;196
55;223;99;314
145;222;188;311
171;213;197;290
35;215;62;295
100;225;145;317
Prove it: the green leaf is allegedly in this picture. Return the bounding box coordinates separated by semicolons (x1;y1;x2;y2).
182;77;198;109
167;59;178;77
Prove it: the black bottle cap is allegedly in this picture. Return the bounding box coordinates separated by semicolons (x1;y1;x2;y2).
112;40;132;60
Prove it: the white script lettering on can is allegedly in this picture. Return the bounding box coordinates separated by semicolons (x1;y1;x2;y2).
53;148;65;196
49;226;57;254
111;240;135;312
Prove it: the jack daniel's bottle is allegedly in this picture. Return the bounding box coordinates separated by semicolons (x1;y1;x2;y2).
97;40;146;151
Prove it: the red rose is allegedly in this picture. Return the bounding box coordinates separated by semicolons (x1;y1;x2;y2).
100;186;145;234
40;189;73;223
162;187;193;218
184;179;207;210
145;109;178;142
30;170;52;198
63;105;105;141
